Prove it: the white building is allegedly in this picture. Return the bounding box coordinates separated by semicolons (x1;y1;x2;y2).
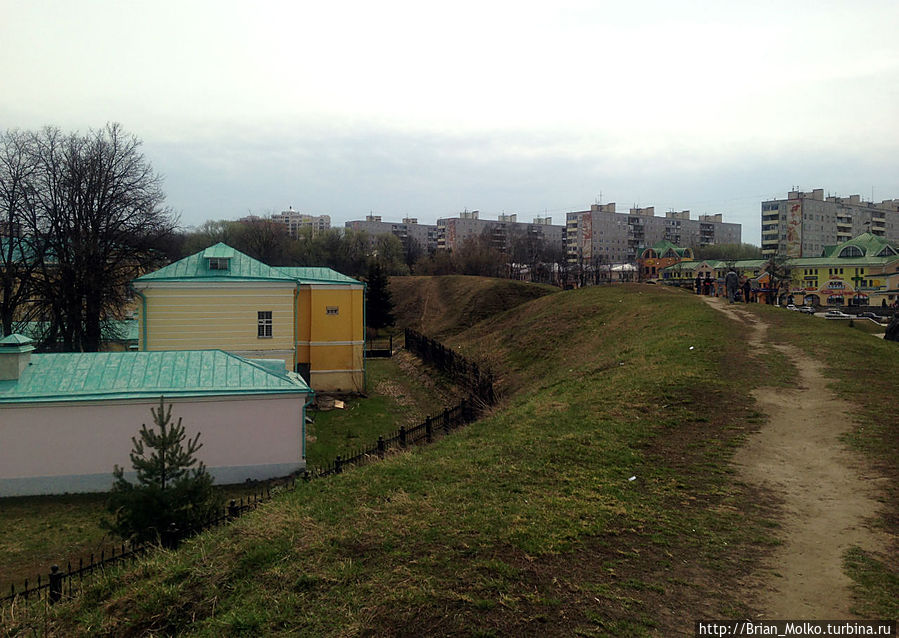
0;335;312;496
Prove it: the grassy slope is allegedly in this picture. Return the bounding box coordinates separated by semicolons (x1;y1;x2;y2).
389;275;558;339
9;284;895;635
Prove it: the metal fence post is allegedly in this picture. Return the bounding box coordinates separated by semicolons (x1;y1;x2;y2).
426;416;432;443
399;425;407;447
335;455;343;474
443;407;450;434
377;435;385;457
48;565;62;604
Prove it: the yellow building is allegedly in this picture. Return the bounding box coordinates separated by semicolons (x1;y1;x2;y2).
132;244;365;393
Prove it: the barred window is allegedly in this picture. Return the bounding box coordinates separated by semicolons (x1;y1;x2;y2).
257;311;272;338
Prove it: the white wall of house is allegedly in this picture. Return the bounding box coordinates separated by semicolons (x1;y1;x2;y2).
0;394;306;497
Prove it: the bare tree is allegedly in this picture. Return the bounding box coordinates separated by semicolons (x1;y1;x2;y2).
231;218;290;265
0;130;42;336
25;124;177;351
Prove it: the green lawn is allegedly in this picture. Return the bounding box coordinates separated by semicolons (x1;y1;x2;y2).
305;356;461;467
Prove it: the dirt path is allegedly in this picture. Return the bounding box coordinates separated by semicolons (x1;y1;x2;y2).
704;298;891;619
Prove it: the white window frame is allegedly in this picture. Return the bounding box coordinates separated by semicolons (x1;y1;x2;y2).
257;311;272;338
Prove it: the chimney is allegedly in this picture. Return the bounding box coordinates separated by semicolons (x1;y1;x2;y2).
0;334;35;381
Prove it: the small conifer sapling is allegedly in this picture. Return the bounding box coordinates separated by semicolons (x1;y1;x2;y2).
104;397;220;544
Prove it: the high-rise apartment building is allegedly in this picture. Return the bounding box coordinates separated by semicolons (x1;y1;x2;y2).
566;203;741;264
344;216;438;253
435;211;565;254
270;208;331;237
761;189;899;257
238;208;331;238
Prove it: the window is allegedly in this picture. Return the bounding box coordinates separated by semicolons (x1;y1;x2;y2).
839;246;863;258
208;257;230;271
257;311;272;337
326;306;339;316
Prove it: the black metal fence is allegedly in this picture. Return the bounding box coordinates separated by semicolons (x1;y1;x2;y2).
2;331;494;609
404;328;497;405
364;333;397;358
1;491;269;608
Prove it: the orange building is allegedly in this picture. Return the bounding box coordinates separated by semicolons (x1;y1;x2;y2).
639;241;694;280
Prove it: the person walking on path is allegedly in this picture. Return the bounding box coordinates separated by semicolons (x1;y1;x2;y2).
725;268;739;304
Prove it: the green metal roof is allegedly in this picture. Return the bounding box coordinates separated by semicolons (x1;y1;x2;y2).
819;232;897;259
0;333;35;353
202;244;236;259
646;240;692;259
662;260;703;272
134;244;361;285
276;267;362;285
0;350;311;404
135;243;295;283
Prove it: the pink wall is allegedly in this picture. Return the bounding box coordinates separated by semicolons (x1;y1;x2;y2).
0;395;305;495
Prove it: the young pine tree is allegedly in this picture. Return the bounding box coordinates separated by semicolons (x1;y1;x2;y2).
366;260;395;332
104;397;220;544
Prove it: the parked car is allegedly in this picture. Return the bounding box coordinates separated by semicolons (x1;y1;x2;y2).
786;304;798;311
858;312;878;319
825;310;851;318
796;306;815;314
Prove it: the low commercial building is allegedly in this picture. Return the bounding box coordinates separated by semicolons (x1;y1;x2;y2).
785;233;899;306
0;335;312;496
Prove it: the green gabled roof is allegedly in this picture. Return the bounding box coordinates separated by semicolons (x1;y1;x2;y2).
647;240;692;259
790;233;899;267
819;233;898;259
135;243;294;283
0;350;311;404
276;267;362;285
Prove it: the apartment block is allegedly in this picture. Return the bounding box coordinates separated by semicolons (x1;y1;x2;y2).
344;216;438;253
270;208;331;238
566;203;741;264
761;188;899;258
435;211;565;254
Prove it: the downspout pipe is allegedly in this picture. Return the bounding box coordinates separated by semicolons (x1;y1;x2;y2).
362;281;368;393
301;392;315;467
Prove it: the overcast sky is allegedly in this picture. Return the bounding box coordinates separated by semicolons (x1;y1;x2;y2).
3;0;898;244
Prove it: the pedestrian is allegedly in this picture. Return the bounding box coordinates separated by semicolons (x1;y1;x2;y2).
742;279;751;303
725;268;739;304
